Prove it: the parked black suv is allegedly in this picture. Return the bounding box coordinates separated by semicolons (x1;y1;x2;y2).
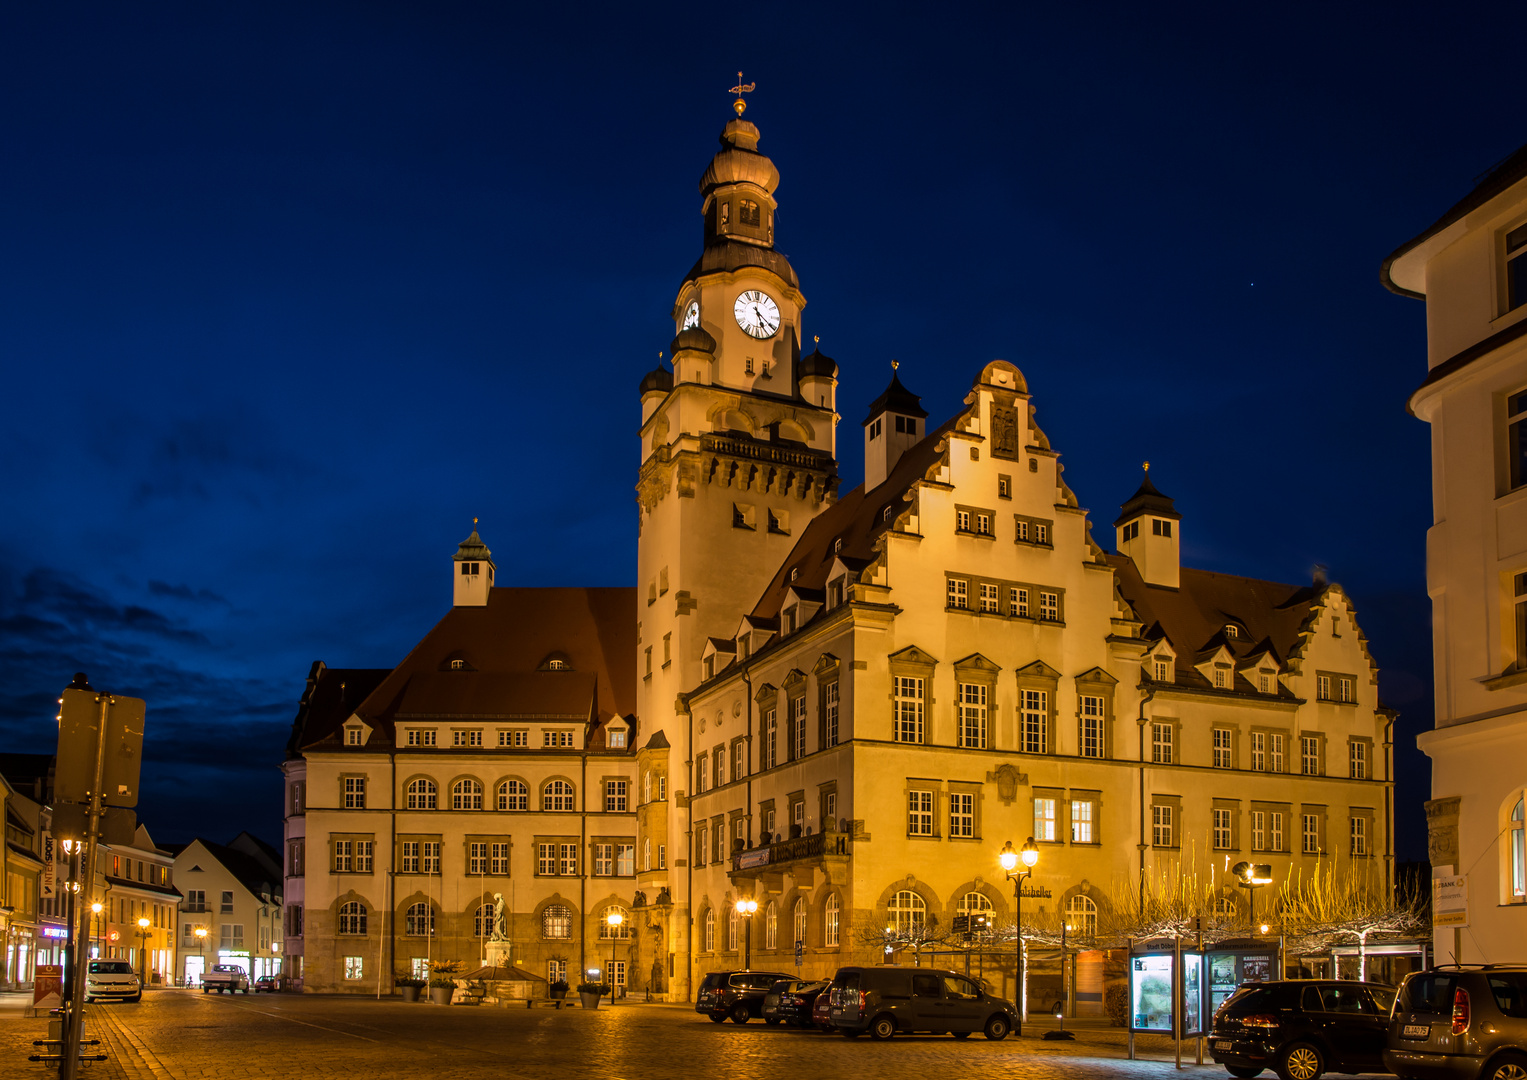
1208;979;1397;1080
696;970;795;1024
829;965;1018;1040
1386;967;1527;1080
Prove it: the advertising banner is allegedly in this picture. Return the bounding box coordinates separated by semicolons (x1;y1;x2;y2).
1433;875;1468;929
34;965;62;1011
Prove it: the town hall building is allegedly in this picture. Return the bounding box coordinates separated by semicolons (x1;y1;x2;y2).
283;97;1398;1004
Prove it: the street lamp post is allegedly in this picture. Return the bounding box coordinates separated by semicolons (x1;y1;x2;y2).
605;910;624;998
136;917;151;988
999;838;1040;1037
736;899;758;970
194;927;207;984
90;903;103;959
1231;862;1274;929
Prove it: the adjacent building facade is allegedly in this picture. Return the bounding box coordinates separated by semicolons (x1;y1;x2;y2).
287;102;1398;1001
1384;142;1527;961
170;834;284;984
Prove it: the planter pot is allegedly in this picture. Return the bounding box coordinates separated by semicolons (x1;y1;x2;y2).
579;992;601;1010
429;986;455;1005
549;988;568;1000
399;985;421;1003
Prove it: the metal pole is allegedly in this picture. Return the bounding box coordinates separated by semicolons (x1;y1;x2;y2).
743;914;751;971
1015;876;1024;1037
1175;931;1183;1070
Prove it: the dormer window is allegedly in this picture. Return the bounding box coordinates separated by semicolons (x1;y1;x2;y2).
548;659;568;671
345;728;363;746
1258;671;1273;693
1224;624;1239;639
608;728;627;749
833;538;843;554
1153;657;1173;682
790;567;799;582
450;659;466;670
704;657;715;680
783;607;797;634
828;576;845;608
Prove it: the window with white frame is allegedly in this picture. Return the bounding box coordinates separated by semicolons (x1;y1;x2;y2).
1258;672;1271;693
1039;591;1059;620
894;677;925;743
344;956;364;980
822;681;839;748
1021;689;1047;753
1071;799;1095;843
1270;733;1285;772
956;509;971;532
544;730;575;748
1350;740;1367;780
453;779;482;810
1302;813;1320;854
333;840;352;873
499;729;528;748
793;898;807;946
1079;696;1104;758
1154;657;1172;682
346;728;362;746
616;843;635;876
405;902;435;936
1338;676;1354;703
1509;795;1525;901
949;792;974;838
1252;810;1266;851
1152;804;1175;847
406;729;437;747
1270;811;1285;852
1010;587;1029;617
1301;736;1320;776
543;780;575;811
908;790;934;836
702;910;714;951
490;841;509;874
547;959;567;984
406;778;437;809
344;776;366;809
606;780;628;812
764;902;778;949
1214;667;1228;688
594;843;613;876
1065;893;1097;937
947;577;968;609
1317;674;1332;701
789;695;806;761
979;582;999;612
958;683;988;749
887;890;926;935
1213;808;1233;851
728;907;739;951
1151;723;1173;764
1213;728;1233;769
825;894;840;946
1350;816;1368;856
1034;797;1057;841
498;779;528;811
452;729;482;747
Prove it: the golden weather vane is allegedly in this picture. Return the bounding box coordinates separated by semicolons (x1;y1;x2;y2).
730;72;755;116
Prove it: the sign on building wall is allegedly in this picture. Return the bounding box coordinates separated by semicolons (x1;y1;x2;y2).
1433;874;1468;928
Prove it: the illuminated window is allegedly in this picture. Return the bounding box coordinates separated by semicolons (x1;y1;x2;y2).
542;780;575;812
1034;797;1056;841
1066;894;1097;937
1213;728;1233;769
908;790;934;836
1021;690;1047;753
894;678;924;743
949;792;974;838
887;890;925;935
406;779;437;810
739;199;761;226
1079;696;1104;758
1510;796;1525;901
338;902;366;935
824;895;841;946
958;683;988;748
541;905;572;939
452;779;482;810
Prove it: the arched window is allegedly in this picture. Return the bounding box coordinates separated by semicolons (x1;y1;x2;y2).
406;778;437;810
658;775;666;801
703;909;716;952
1510;796;1525;901
473;903;493;938
405;902;435;937
824;894;840;947
338;901;366;935
498;779;527;811
452;778;482;810
542;780;575;812
957;891;995;934
642;838;651;871
1066;893;1099;938
600;905;631;939
887;890;926;935
541;904;572;939
792;898;806;947
643;771;652;803
765;901;778;949
727;907;739;951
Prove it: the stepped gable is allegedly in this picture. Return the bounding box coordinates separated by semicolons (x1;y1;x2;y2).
337;587;637;749
746;416;960;621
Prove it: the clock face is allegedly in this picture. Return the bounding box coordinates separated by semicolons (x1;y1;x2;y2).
681;301;699;331
734;290;780;339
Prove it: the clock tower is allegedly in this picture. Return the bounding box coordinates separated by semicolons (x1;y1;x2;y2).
635;98;839;999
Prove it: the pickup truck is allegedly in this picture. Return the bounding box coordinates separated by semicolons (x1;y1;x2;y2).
201;964;250;994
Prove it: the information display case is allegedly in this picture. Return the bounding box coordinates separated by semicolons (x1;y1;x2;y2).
1205;947;1277;1016
1129;944;1208;1037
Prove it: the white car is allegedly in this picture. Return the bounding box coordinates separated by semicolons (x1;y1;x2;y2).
85;960;142;1003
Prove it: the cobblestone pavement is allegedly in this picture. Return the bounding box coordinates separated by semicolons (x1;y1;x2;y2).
2;991;1395;1080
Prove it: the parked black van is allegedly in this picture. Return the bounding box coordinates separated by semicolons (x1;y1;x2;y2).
828;965;1018;1040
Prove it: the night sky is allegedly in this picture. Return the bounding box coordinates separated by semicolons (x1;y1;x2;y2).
2;2;1521;856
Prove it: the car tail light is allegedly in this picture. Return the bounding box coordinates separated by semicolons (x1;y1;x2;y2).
1240;1013;1281;1031
1451;988;1470;1035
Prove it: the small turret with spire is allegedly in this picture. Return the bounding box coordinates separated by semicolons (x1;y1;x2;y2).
453;519;495;606
1114;463;1181;588
863;360;928;491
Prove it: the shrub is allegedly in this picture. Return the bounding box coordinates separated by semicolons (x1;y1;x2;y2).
577;982;611;996
1104;981;1128;1027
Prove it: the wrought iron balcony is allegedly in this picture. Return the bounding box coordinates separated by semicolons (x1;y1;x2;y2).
730;830;849;873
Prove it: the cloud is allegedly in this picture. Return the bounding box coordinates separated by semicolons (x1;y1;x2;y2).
13;570;209;645
147;580;231;606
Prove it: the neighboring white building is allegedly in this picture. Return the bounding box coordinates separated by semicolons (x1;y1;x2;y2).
1384;141;1527;961
170;834;283;984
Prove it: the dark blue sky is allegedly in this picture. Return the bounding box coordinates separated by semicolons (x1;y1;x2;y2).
1;1;1519;854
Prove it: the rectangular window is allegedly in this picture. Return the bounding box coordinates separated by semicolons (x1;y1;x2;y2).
1302;813;1320;854
560;843;578;876
333;840;352;873
1350;816;1368;856
1251;811;1265;851
543;730;575;748
1301;736;1320;776
1152;804;1175;848
1213;728;1233;769
1015;519;1029;542
958;683;988;749
894;677;925;743
1213;808;1233;851
1039;592;1059;621
488;842;509;875
1021;689;1047;753
355;840;372;873
694;826;707;867
1338;676;1354;703
1317;674;1331;701
346;728;362;745
1258;672;1271;694
789;695;806;761
1071;799;1094;843
1271;811;1285;852
401;841;419;873
949;792;974;838
763;707;778;768
1214;668;1228;688
452;729;482;747
594;843;613;876
537;843;556;876
976;512;991;535
1079;696;1104;758
344;956;363;981
979;582;999;612
405;729;437;747
343;777;366;809
908;790;934;836
822;681;840;748
606;780;629;813
422;842;440;874
1151;723;1173;764
1507;225;1527;314
733;740;746;781
1035;523;1049;545
1152;518;1172;537
1516;570;1527;667
499;730;528;747
998;475;1011;498
1010;587;1029;617
1034;797;1056;842
616;843;635;876
1270;733;1285;773
469;842;489;875
658;844;666;869
1350;741;1368;780
947;577;968;609
1153;657;1171;682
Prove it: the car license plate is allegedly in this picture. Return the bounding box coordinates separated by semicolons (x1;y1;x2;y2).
1214;1040;1232;1051
1403;1024;1430;1039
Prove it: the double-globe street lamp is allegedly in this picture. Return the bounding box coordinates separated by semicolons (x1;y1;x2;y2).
736;898;758;970
998;837;1040;1037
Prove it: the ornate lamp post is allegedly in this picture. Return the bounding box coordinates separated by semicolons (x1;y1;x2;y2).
736;898;758;970
999;838;1040;1036
605;910;624;997
194;926;207;984
136;917;151;987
